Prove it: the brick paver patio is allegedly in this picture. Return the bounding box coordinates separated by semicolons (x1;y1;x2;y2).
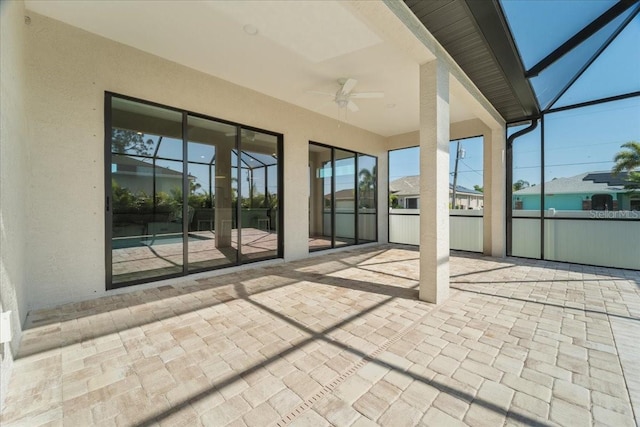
2;245;639;426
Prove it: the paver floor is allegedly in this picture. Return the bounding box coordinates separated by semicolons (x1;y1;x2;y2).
2;245;639;426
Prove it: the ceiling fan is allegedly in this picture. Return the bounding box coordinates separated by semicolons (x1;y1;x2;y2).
310;78;384;112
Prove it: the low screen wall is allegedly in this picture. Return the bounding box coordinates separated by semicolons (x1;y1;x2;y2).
512;210;639;270
389;209;483;252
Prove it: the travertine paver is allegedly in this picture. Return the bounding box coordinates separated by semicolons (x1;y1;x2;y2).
2;244;639;426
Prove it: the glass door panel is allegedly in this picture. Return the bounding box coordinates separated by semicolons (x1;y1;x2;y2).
187;115;238;271
240;129;279;261
335;149;356;247
110;97;184;285
309;144;333;251
358;154;377;243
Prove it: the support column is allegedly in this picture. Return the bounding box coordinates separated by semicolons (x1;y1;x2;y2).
482;127;506;257
215;143;233;248
283;131;310;261
419;59;450;304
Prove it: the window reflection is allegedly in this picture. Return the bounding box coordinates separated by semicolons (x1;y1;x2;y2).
186;115;238;271
240;130;279;262
358;154;377;243
334;149;356;247
308;143;377;251
309;144;333;251
108;96;282;288
110;98;184;285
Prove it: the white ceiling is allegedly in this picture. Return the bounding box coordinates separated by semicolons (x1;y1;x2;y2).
26;0;481;137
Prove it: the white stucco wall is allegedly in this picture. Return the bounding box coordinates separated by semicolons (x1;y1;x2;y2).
22;11;388;311
0;0;29;408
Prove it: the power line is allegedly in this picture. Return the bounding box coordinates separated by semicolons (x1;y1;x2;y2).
514;159;614;170
459;159;484;177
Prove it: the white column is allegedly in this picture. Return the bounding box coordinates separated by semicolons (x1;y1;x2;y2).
482;127;506;257
419;59;450;304
283;131;310;261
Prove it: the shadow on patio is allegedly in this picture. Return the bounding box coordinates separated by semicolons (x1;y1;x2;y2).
2;244;639;426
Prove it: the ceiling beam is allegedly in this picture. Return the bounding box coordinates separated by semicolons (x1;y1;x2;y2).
526;0;639;78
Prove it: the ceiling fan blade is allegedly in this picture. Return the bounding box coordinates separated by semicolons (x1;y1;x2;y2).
307;90;335;97
340;78;358;96
350;92;384;99
347;100;359;112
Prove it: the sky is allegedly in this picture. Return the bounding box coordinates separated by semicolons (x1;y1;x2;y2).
389;137;485;191
389;95;639;191
390;2;640;191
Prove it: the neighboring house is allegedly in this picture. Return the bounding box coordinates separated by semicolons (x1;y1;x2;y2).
513;171;640;211
389;175;484;209
112;155;186;195
326;188;375;210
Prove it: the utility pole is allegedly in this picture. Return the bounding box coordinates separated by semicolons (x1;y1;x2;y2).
451;141;464;209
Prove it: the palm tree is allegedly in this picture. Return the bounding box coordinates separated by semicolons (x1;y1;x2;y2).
612;141;640;190
512;179;530;191
358;166;376;208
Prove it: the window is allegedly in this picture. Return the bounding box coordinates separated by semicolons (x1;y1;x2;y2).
591;194;613;211
449;137;483;211
388;140;484;252
106;94;283;288
308;142;377;251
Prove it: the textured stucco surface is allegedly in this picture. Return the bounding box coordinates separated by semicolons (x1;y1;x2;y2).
21;11;388;311
483;127;506;257
0;0;29;409
419;59;450;304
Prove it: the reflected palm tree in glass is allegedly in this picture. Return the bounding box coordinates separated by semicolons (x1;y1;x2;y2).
358;165;376;208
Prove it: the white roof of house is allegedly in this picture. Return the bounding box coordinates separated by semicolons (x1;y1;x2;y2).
389;175;483;197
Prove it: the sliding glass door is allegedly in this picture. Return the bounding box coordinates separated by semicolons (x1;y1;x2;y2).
109;97;185;285
308;142;377;251
335;149;356;247
239;130;280;262
358;154;377;243
309;144;333;251
186;115;238;271
106;94;282;288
